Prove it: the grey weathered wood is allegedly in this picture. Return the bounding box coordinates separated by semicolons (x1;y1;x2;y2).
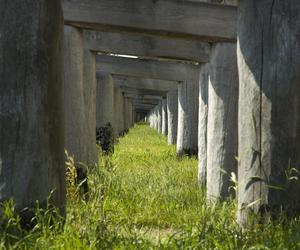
97;55;200;82
120;86;167;98
84;31;210;63
128;98;160;106
198;64;209;186
123;98;130;131
83;49;98;164
157;101;163;134
155;104;159;132
64;26;87;165
134;104;156;110
63;0;237;42
114;86;125;137
152;108;157;128
0;0;66;220
149;110;154;128
167;90;178;145
202;0;237;5
128;101;134;127
96;73;114;128
153;103;162;133
113;76;178;92
162;99;168;136
237;0;300;226
177;80;199;156
206;43;238;201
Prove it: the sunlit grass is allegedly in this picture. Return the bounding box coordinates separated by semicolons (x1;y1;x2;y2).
1;123;300;249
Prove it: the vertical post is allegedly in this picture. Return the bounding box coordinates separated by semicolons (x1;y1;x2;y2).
206;43;238;201
237;0;300;226
114;86;123;138
157;101;163;134
123;98;129;133
198;64;209;186
161;99;168;136
64;26;86;163
0;0;65;221
129;101;134;127
83;49;98;164
167;89;178;145
96;72;114;153
119;93;125;135
154;105;159;131
177;79;199;157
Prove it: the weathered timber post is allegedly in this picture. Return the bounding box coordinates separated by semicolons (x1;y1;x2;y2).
157;101;163;134
149;109;154;128
206;43;238;201
119;94;125;135
0;0;66;221
123;98;129;133
83;49;98;164
64;26;87;162
114;86;123;138
177;80;199;157
198;64;209;186
152;108;156;129
96;72;114;153
64;26;91;195
129;101;134;127
154;105;159;131
151;108;156;129
237;0;300;226
167;89;178;145
161;99;168;136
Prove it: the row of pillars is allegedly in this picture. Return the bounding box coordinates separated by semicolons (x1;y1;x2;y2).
96;73;134;141
1;0;300;228
65;27;135;159
148;43;237;201
148;19;300;226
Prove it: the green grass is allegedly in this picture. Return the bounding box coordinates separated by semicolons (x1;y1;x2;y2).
1;123;300;249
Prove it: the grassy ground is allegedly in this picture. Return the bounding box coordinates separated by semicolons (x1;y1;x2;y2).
1;123;300;249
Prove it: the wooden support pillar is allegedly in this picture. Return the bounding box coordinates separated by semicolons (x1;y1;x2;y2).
64;26;89;163
177;80;199;157
157;101;163;134
96;73;114;153
114;86;123;138
129;102;134;127
123;98;129;133
198;64;209;186
207;42;238;201
162;99;168;136
0;0;66;221
167;89;178;145
83;49;98;164
237;0;300;226
119;94;125;135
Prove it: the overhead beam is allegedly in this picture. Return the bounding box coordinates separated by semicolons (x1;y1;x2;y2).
97;55;200;81
113;76;178;92
84;31;210;63
133;104;156;111
120;86;167;97
131;101;160;106
126;96;162;104
63;0;237;42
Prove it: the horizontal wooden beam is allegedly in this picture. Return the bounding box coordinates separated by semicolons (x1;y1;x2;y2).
133;104;156;111
121;86;167;97
113;76;178;92
129;98;160;106
97;55;200;82
84;31;210;63
63;0;237;42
